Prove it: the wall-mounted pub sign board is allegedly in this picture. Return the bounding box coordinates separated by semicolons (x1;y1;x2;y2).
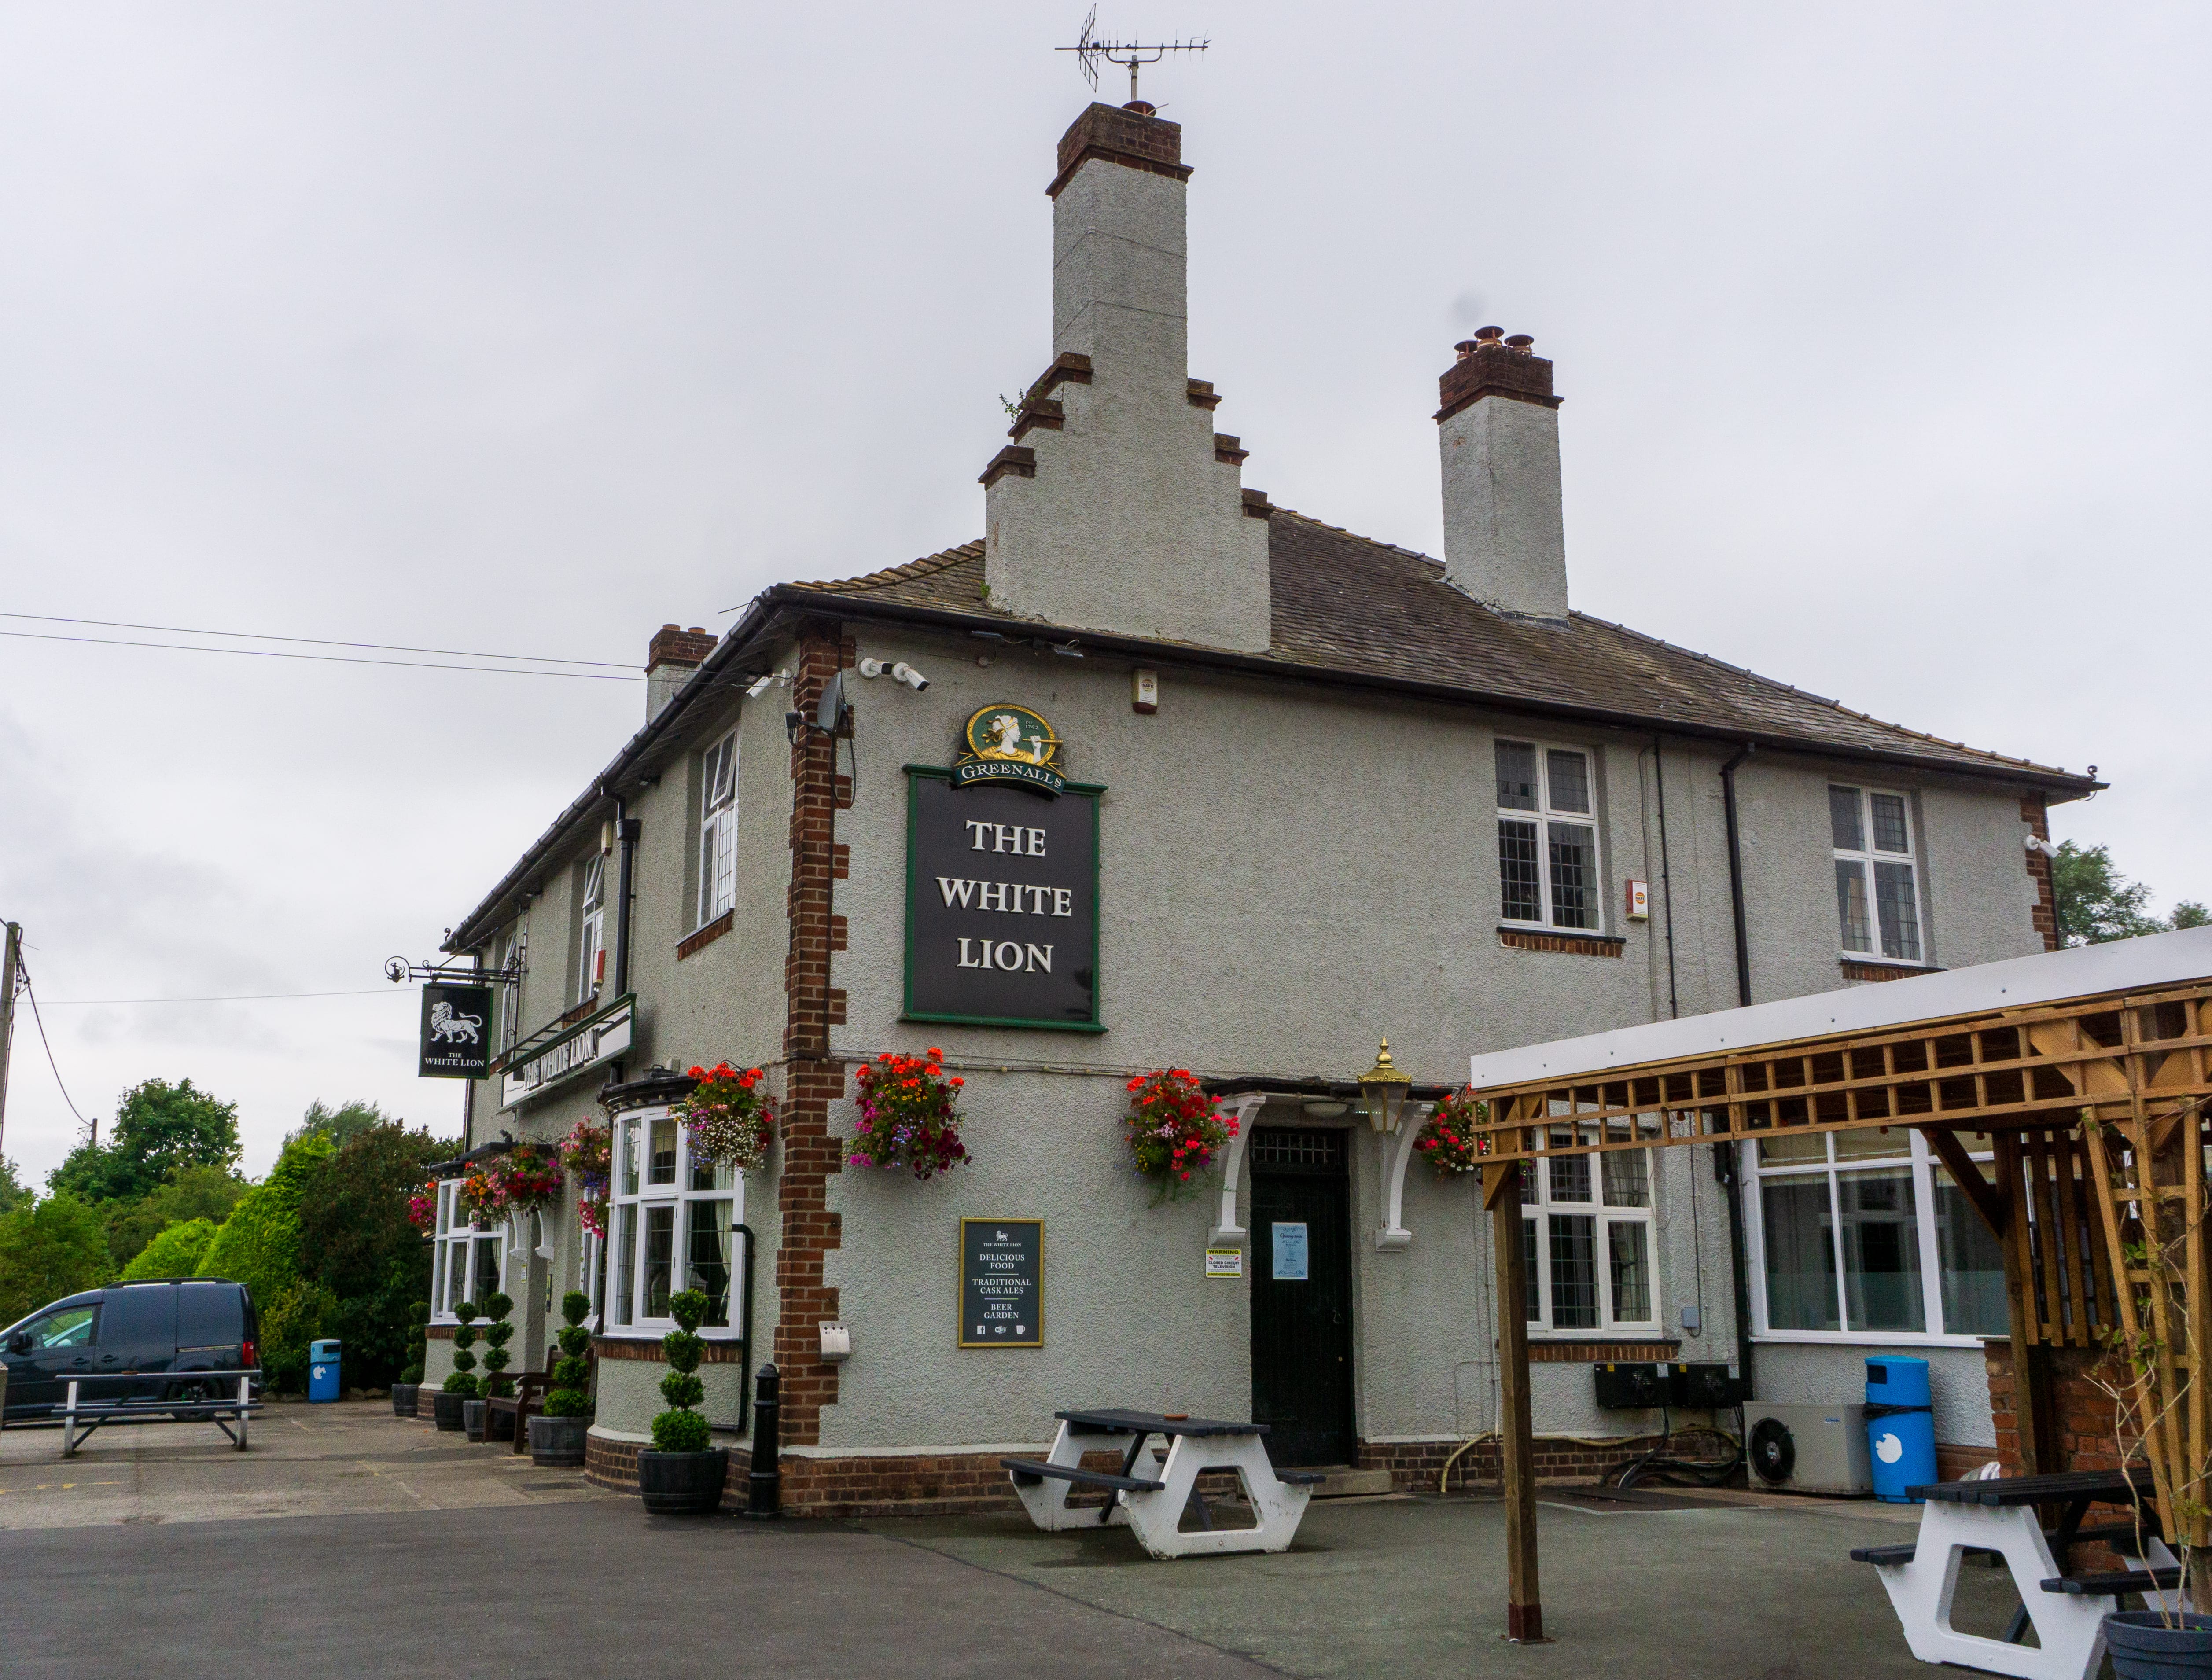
960;1217;1043;1348
904;703;1101;1032
418;982;495;1079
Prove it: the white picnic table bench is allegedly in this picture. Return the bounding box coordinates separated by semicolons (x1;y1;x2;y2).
1002;1408;1322;1559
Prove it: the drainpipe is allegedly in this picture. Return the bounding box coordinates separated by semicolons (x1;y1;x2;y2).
1652;735;1679;1023
611;794;641;1000
1717;743;1758;1402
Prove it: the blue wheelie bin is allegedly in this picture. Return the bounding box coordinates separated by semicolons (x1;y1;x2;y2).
1866;1356;1936;1502
308;1339;342;1404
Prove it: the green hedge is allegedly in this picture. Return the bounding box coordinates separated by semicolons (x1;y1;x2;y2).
121;1217;220;1281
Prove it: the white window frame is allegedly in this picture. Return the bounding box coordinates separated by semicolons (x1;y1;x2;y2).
697;732;738;928
429;1180;508;1325
1495;738;1606;934
578;853;607;1004
577;1225;604;1332
604;1106;745;1339
1744;1130;2006;1348
1520;1126;1660;1336
498;931;525;1056
1829;783;1926;965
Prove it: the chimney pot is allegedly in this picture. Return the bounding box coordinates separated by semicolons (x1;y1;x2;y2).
1474;325;1504;341
1454;339;1480;360
1123;99;1157;115
1504;333;1535;350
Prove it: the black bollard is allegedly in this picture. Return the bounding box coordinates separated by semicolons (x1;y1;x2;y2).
743;1363;781;1520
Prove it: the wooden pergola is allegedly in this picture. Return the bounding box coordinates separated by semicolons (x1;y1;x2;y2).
1465;930;2212;1643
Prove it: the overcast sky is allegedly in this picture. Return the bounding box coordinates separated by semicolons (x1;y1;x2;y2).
2;3;2205;1188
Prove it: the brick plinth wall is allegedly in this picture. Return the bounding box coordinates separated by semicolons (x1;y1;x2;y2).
1984;1339;2145;1567
584;1431;644;1493
1359;1430;1743;1494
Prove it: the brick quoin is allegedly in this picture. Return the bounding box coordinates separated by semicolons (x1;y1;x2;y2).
777;623;856;1447
2023;793;2062;952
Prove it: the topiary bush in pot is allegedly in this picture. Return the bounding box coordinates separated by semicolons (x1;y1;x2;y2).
478;1291;516;1440
529;1289;594;1467
392;1299;429;1416
637;1287;726;1514
432;1301;478;1433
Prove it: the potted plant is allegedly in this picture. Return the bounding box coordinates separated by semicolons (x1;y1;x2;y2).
392;1298;429;1417
636;1287;726;1514
848;1048;968;1180
530;1289;595;1467
432;1301;477;1432
677;1062;776;1175
1123;1068;1236;1202
479;1291;516;1442
1412;1088;1488;1178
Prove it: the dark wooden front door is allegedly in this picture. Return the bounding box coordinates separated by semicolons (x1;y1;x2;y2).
1248;1127;1354;1467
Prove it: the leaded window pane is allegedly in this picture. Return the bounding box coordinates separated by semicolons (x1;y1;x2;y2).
686;1199;734;1328
648;1117;678;1186
1601;1150;1650;1209
619;1121;639;1197
1761;1179;1839;1331
1836;860;1872;952
1548;822;1597;929
642;1205;676;1320
1829;785;1863;851
1608;1221;1651;1323
1522;1218;1541;1320
1498;819;1541;921
1870;792;1909;854
472;1235;500;1306
1496;740;1538;811
1840;1169;1925;1333
1874;862;1921;963
1545;749;1590;815
612;1205;634;1326
1548;1150;1591;1205
1548;1215;1598;1329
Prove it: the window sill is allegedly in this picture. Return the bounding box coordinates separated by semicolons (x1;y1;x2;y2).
593;1332;749;1364
1751;1330;1993;1350
1839;957;1942;983
1498;925;1624;957
678;910;734;961
1525;1335;1679;1364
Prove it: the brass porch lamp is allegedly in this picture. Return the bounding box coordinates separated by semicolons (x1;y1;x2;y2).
1358;1040;1412;1135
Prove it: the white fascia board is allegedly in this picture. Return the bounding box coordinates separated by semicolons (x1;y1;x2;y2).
1469;926;2212;1092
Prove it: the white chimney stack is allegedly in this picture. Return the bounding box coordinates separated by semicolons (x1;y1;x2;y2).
982;103;1271;653
645;624;715;721
1436;329;1568;619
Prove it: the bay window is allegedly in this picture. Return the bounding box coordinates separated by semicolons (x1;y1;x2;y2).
605;1107;743;1335
1749;1128;2007;1341
430;1181;507;1323
1521;1124;1657;1334
697;732;738;927
1497;739;1603;933
1830;785;1923;963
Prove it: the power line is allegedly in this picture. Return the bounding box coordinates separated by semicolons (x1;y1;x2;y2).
35;988;407;1005
20;976;88;1130
0;610;638;669
0;629;644;680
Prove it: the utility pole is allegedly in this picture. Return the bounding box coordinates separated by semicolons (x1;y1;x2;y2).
0;921;20;1162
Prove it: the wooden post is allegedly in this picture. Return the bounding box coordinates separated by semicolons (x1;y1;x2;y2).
1994;1133;2044;1476
1486;1158;1543;1643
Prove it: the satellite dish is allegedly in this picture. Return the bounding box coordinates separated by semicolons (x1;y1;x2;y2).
816;671;847;735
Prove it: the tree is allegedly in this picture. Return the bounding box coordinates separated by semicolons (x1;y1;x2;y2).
105;1162;251;1271
295;1123;449;1388
47;1077;241;1205
121;1216;221;1281
286;1099;403;1151
0;1194;112;1325
0;1158;29;1217
2053;842;2203;946
194;1131;333;1312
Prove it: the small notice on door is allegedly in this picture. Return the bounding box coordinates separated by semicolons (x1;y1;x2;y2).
1204;1247;1244;1279
1271;1222;1309;1281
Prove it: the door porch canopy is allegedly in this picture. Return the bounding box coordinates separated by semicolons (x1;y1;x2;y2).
1459;926;2212;1645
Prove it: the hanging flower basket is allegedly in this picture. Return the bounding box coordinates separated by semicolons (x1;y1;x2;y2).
457;1164;502;1224
558;1119;612;1237
1124;1069;1236;1202
676;1062;776;1175
1413;1088;1488;1178
849;1048;968;1180
406;1178;440;1233
458;1144;567;1223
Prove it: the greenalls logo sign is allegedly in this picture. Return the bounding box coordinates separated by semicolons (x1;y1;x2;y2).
953;704;1066;797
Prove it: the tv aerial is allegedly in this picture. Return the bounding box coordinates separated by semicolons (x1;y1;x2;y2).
1058;7;1209;106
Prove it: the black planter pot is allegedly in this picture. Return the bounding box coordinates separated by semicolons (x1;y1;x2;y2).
430;1390;467;1433
463;1399;487;1441
529;1414;590;1467
390;1383;418;1418
2106;1611;2212;1679
485;1401;516;1442
638;1448;728;1515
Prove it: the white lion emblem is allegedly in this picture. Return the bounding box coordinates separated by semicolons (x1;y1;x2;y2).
429;1001;484;1045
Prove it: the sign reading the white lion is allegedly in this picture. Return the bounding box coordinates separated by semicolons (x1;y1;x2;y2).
419;982;496;1079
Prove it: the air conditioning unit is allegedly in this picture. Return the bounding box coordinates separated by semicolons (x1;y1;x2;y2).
1744;1401;1873;1496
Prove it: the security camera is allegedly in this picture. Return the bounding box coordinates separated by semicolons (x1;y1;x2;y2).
891;662;929;691
856;657;887;679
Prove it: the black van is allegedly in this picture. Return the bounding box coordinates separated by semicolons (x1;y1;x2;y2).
1;1279;260;1419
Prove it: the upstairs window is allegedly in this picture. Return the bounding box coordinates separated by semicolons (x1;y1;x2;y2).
698;732;738;927
1496;740;1602;932
497;932;523;1055
1831;785;1922;963
578;854;607;1003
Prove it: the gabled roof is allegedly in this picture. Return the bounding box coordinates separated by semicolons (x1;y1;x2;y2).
798;511;2091;787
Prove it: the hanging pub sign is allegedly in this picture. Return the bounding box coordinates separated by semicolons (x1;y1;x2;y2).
905;709;1101;1030
418;982;495;1079
959;1217;1043;1349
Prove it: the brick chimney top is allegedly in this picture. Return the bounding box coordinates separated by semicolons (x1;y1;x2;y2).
1436;328;1560;425
646;624;717;673
1048;100;1191;199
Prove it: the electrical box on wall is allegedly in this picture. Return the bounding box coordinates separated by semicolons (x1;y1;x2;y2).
1593;1362;1671;1409
1671;1362;1749;1409
1625;879;1650;920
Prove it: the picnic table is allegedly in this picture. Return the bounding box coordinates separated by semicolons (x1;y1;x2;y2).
1001;1409;1324;1560
3;1373;262;1459
1851;1467;2182;1679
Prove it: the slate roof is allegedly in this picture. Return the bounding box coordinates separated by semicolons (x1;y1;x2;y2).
795;511;2087;788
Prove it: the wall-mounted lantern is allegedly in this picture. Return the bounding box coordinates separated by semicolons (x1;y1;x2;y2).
1358;1039;1412;1135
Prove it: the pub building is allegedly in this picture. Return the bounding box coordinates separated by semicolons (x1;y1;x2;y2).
416;100;2095;1509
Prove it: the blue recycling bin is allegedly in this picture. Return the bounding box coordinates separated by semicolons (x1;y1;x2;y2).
1866;1356;1936;1503
308;1339;342;1404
